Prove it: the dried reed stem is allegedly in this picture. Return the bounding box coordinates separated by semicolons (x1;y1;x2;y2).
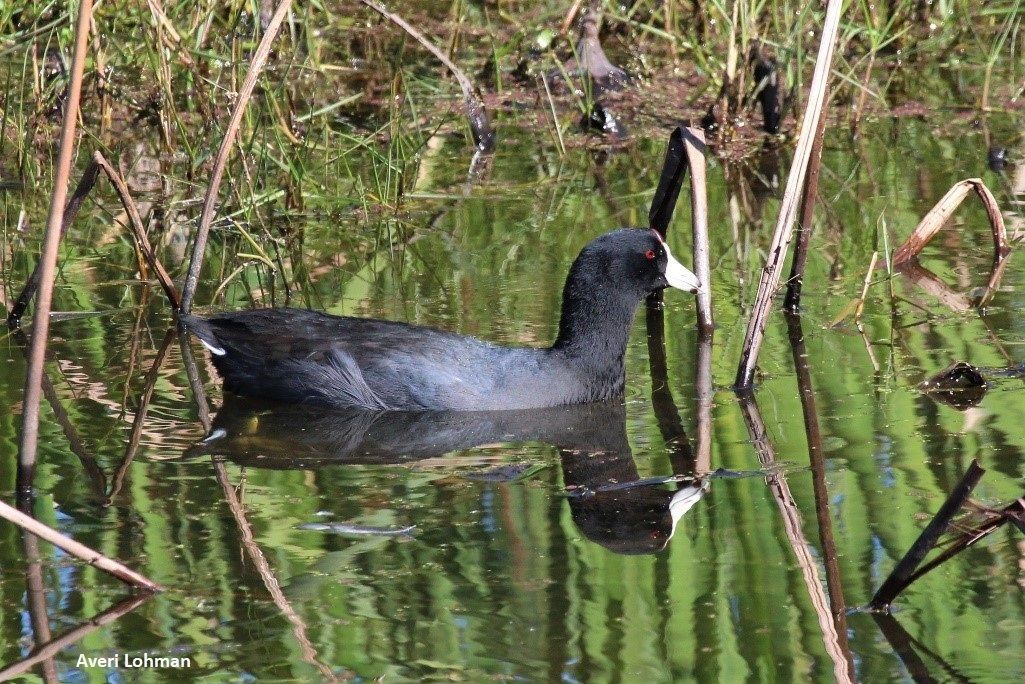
0;594;151;681
16;0;93;495
0;499;162;591
682;127;713;332
734;0;844;391
93;152;181;309
891;178;1009;265
180;0;293;314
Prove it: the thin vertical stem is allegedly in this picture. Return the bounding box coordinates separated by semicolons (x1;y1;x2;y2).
180;0;293;314
682;127;713;332
783;85;830;312
16;0;93;495
734;0;844;391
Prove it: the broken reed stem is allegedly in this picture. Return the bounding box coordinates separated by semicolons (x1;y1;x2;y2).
869;459;986;610
93;152;181;310
734;0;844;391
0;499;162;591
694;332;713;475
682;127;713;333
361;0;494;152
0;594;151;681
15;0;93;496
179;0;293;314
891;178;1009;266
7;159;100;326
783;84;831;312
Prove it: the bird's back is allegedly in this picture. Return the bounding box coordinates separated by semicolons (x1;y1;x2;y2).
183;308;559;410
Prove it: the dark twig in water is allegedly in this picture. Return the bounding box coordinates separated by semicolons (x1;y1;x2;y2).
786;313;855;679
738;394;853;683
104;328;177;506
180;0;293;314
7;159;99;327
0;499;162;591
21;523;59;682
734;0;844;391
869;459;986;610
783;84;830;312
361;0;495;152
93;152;181;310
0;593;152;681
16;0;93;497
644;301;696;474
649;127;688;239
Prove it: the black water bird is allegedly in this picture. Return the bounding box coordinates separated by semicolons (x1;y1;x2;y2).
183;228;700;411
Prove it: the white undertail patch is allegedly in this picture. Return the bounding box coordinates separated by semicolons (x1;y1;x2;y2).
200;339;227;356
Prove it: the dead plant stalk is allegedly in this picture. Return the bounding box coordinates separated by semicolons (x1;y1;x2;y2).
683;127;713;333
0;500;161;591
734;0;844;391
93;152;181;309
15;0;93;495
180;0;293;314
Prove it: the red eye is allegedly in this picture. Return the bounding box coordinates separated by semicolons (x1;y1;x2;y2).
645;250;656;260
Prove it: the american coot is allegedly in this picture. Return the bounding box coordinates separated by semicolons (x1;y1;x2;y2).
182;228;701;410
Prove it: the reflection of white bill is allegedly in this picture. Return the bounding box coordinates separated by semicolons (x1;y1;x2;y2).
668;481;709;539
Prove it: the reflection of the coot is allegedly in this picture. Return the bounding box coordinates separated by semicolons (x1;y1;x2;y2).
193;396;707;555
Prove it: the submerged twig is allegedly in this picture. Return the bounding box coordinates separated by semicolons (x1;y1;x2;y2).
0;594;152;681
734;0;844;391
105;329;176;505
8;159;99;326
180;0;293;314
93;152;180;310
16;0;93;496
869;460;986;610
0;499;162;591
361;0;495;152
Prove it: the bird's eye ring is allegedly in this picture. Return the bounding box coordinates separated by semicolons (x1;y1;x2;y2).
645;250;656;260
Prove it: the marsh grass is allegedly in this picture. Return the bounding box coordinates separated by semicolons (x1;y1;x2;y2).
0;0;1021;320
